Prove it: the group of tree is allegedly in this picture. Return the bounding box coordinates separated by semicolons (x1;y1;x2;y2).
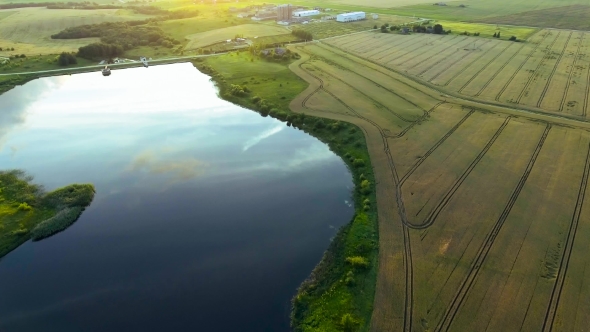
410;23;448;34
493;32;501;38
51;21;181;58
57;52;78;66
291;29;313;41
0;47;16;51
77;42;123;59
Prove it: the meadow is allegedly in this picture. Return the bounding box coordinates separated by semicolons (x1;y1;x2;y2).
286;37;590;331
390;0;590;24
184;24;290;50
0;7;150;56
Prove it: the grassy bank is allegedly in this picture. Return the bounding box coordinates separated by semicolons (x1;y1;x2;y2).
193;52;379;331
0;74;34;94
0;170;95;258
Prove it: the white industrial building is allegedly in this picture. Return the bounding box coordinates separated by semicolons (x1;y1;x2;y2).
336;11;365;22
293;9;320;17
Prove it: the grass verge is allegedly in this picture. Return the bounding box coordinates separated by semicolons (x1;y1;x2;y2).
193;51;379;332
0;170;95;258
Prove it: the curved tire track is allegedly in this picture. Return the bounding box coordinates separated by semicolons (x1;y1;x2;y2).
542;141;590;332
435;123;551;332
495;31;561;102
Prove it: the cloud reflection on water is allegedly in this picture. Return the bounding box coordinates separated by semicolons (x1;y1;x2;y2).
0;77;67;149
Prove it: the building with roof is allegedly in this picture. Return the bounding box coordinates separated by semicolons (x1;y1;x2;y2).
336;12;365;22
293;9;320;17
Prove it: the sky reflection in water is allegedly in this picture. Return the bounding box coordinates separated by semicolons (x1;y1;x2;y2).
0;63;353;332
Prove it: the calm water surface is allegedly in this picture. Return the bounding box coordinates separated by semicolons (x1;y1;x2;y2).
0;63;353;331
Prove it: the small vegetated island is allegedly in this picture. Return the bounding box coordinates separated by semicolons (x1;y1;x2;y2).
0;170;95;258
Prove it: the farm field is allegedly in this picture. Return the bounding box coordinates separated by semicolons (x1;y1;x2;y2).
0;7;150;55
288;41;590;332
478;5;590;31
295;14;414;40
184;24;289;50
391;0;590;27
324;29;590;119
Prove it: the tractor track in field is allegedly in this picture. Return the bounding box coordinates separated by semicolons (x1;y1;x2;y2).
559;33;586;112
495;31;562;103
458;44;525;93
442;40;504;87
386;36;461;67
473;30;551;98
403;36;474;70
348;37;390;54
292;41;590;332
410;37;481;74
435;123;551;332
296;55;416;332
302;62;419;123
336;33;376;49
399;108;475;185
541;33;582;109
372;35;434;62
471;41;531;97
517;31;573;105
583;38;590;117
405;116;511;230
301;46;431;117
426;40;493;82
309;43;441;108
387;102;447;139
360;35;422;59
542;140;590;332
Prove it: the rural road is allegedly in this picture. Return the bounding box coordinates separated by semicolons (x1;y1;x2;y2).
0;54;221;77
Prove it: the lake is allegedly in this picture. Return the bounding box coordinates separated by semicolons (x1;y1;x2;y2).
0;63;354;332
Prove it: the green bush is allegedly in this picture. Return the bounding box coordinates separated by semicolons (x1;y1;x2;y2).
42;184;95;209
30;206;84;241
341;313;360;332
353;159;365;168
345;256;369;269
17;202;32;211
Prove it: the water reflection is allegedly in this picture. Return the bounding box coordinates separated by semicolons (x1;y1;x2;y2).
0;63;353;332
0;78;66;148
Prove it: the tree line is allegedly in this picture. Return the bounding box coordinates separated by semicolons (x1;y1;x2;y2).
51;21;181;58
291;29;313;41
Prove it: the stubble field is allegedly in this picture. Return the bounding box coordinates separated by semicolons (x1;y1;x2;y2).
325;30;590;119
288;40;590;332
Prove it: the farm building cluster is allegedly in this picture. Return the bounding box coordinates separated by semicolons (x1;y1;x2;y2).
230;4;367;26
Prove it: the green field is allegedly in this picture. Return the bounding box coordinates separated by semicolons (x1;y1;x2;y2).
437;21;537;40
184;24;290;50
0;7;151;56
390;0;590;24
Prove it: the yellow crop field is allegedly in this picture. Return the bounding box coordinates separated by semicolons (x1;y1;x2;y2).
184;24;289;50
0;7;149;55
324;29;590;121
287;40;590;332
